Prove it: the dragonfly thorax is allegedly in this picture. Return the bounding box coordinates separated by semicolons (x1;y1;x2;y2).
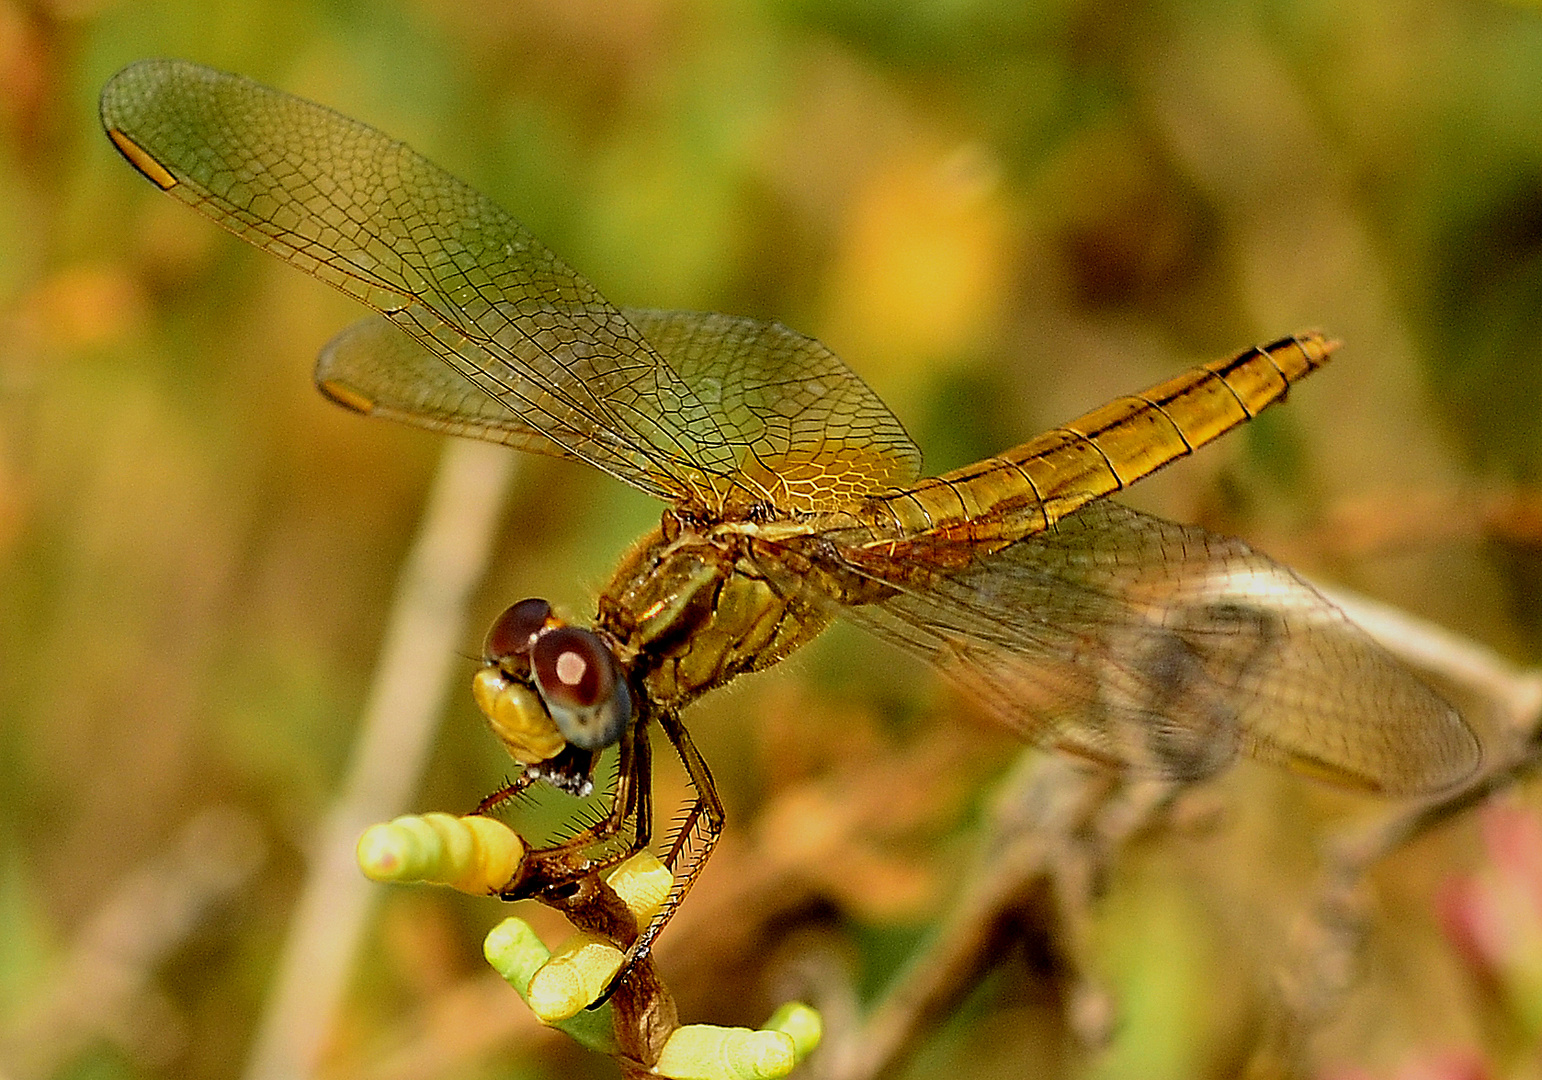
469;517;831;786
596;516;834;710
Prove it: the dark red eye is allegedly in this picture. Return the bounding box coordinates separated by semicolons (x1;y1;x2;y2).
532;626;609;707
484;598;552;666
530;626;631;750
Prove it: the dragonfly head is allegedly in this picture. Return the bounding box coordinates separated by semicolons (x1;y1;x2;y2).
472;598;634;785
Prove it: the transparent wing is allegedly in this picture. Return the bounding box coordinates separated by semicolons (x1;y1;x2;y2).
100;60;919;514
829;501;1479;796
621;310;921;508
315;310;922;511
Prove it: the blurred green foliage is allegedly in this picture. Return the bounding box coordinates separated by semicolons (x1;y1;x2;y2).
5;1;1542;1078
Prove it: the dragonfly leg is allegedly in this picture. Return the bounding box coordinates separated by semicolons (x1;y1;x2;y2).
501;721;654;895
599;709;724;999
473;770;541;816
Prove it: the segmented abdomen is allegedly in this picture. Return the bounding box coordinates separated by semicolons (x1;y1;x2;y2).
862;333;1336;556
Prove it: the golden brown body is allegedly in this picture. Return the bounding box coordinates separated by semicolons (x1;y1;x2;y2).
597;333;1338;719
100;60;1481;992
597;520;834;710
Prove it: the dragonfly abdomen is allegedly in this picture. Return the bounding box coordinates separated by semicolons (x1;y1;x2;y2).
863;333;1337;556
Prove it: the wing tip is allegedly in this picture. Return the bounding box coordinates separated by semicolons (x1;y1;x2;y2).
104;126;178;190
316;377;378;415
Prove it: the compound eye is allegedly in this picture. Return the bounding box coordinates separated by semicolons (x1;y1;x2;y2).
532;627;608;706
484;598;553;669
531;626;632;750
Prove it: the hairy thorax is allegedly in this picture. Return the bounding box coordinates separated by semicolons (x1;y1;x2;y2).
594;510;842;709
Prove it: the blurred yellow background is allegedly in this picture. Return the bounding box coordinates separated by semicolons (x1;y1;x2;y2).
6;1;1542;1078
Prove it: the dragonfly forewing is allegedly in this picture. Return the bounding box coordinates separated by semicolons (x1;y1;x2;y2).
103;59;922;518
100;60;734;508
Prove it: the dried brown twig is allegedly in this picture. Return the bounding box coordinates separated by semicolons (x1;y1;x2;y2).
1253;588;1542;1076
243;438;517;1080
809;754;1178;1080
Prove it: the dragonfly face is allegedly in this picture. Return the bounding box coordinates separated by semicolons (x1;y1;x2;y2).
101;59;1483;978
473;597;631;794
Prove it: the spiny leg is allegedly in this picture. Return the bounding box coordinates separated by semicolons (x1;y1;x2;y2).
474;770;541;816
501;720;655;895
603;709;724;995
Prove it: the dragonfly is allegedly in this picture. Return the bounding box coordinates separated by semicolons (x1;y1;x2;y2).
101;59;1481;985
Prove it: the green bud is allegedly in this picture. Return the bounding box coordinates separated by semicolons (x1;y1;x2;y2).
484;917;617;1055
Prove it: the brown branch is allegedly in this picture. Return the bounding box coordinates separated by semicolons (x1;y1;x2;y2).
1252;587;1542;1076
813;756;1179;1080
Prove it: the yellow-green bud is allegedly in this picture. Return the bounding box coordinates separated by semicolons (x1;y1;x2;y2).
484;917;617;1055
763;1002;821;1063
653;1025;796;1080
526;932;625;1023
605;851;673;924
356;813;523;894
